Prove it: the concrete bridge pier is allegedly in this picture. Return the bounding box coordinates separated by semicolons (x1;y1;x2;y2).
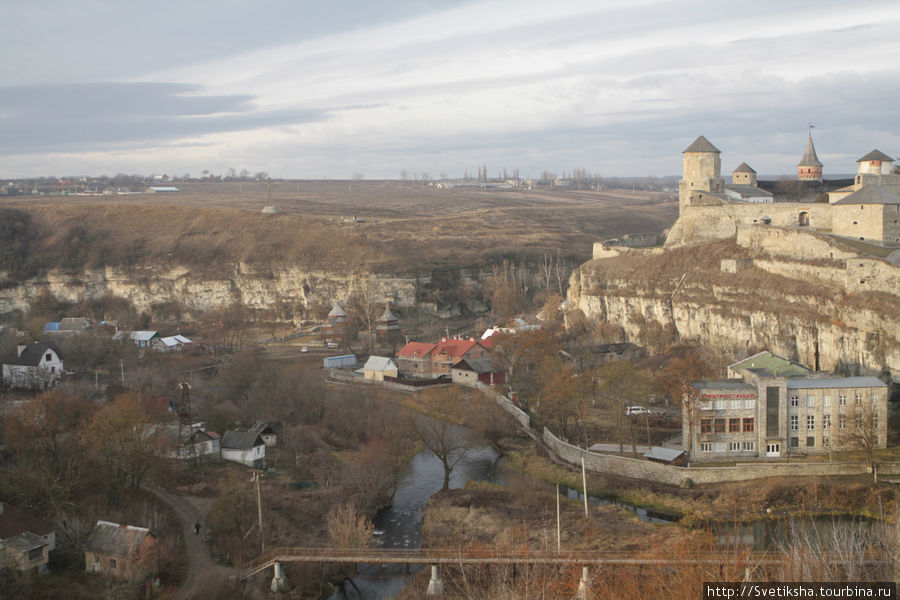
573;566;590;600
270;562;290;593
426;564;444;596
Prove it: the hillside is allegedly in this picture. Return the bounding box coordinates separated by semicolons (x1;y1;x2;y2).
568;237;900;374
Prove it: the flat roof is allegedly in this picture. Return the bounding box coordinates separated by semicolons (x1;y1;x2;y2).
786;376;887;389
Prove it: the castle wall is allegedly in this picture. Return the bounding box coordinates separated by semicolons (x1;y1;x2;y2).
833;203;900;245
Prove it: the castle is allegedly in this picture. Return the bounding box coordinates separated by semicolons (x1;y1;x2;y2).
666;135;900;248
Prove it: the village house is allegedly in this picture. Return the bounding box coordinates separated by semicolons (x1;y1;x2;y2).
683;352;889;462
361;356;398;381
112;330;159;348
221;430;266;467
396;337;493;379
450;357;505;386
0;503;55;579
249;421;279;447
156;421;221;461
84;521;158;581
2;342;64;390
396;342;437;378
42;317;91;338
153;335;194;352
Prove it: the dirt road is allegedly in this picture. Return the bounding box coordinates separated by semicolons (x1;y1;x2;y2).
144;485;237;599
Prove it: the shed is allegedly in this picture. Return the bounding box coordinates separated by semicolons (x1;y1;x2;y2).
323;354;357;369
643;447;686;466
450;357;505;386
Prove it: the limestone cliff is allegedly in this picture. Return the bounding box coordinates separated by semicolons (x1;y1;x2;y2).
568;237;900;375
0;264;436;323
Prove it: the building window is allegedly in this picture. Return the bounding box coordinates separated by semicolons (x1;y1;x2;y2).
700;400;712;410
854;393;862;405
743;399;755;409
110;559;117;569
806;396;815;408
823;414;831;430
742;441;755;451
790;394;799;407
700;419;712;434
839;394;846;406
714;400;726;410
28;547;42;561
790;437;799;448
790;415;798;430
729;442;741;452
714;418;726;433
45;353;52;362
873;413;878;428
823;437;829;447
807;415;815;430
729;418;741;433
714;442;726;453
839;414;846;429
729;399;740;410
94;555;100;563
743;418;754;432
700;442;712;453
806;436;815;447
823;395;831;408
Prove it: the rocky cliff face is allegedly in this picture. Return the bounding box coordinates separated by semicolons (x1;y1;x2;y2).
567;240;900;375
0;264;440;322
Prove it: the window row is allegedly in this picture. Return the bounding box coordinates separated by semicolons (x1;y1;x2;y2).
789;413;876;430
699;399;755;411
789;392;877;408
700;441;755;453
700;417;754;434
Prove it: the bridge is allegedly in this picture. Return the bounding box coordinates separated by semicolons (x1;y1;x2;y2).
241;546;836;595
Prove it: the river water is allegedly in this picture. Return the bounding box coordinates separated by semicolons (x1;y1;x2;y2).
327;444;503;600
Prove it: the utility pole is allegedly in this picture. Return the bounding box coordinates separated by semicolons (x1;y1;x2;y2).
556;483;561;552
252;471;264;553
581;456;589;518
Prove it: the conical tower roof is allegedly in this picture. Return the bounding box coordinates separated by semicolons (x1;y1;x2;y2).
733;162;756;174
328;304;347;318
683;135;720;153
798;134;823;168
378;305;398;322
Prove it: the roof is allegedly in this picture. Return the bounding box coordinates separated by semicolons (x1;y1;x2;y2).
798;134;823;168
733;162;756;174
728;351;810;377
433;338;490;358
693;381;757;392
6;342;63;367
832;185;900;205
378;306;399;322
221;431;264;450
328;304;347;318
725;184;773;199
786;376;887;390
147;186;179;192
248;421;275;437
43;322;61;332
158;335;193;347
451;357;496;373
2;531;49;552
643;447;684;462
113;330;158;342
683;135;720;153
0;504;54;540
397;341;437;357
84;521;153;557
363;356;397;371
857;149;894;163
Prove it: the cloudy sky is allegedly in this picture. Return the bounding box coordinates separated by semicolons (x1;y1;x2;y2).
3;0;900;179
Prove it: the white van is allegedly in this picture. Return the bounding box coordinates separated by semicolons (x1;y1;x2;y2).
625;405;650;416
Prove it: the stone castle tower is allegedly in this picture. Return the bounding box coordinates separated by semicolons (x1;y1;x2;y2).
797;134;823;181
732;162;757;185
678;135;724;210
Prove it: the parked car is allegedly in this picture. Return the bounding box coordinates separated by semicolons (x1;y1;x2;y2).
625;405;650;416
301;346;309;353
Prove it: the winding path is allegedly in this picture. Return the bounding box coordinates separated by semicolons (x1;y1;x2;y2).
144;485;236;599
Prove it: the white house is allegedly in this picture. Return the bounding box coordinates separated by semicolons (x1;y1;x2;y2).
153;335;193;352
2;343;65;390
220;431;266;468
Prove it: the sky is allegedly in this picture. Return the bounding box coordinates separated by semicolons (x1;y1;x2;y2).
2;0;900;180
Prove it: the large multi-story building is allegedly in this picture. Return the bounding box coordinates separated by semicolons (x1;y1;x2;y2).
683;353;889;462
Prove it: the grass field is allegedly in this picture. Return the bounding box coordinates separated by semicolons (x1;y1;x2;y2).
2;181;677;273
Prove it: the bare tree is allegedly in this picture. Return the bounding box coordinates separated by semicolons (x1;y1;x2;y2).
416;414;472;492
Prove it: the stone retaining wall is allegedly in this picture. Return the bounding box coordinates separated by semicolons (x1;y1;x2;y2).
542;428;899;485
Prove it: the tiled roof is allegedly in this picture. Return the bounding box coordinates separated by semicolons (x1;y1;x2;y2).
397;342;436;357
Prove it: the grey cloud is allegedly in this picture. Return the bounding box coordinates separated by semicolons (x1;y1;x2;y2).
0;82;329;154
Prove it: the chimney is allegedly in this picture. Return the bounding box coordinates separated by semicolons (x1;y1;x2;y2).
17;344;27;357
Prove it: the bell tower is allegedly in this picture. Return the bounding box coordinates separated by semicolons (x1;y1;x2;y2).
797;129;823;182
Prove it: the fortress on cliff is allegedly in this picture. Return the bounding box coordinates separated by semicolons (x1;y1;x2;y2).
665;135;900;248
